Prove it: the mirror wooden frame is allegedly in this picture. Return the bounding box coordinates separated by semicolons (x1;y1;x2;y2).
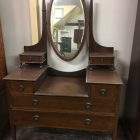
47;0;88;61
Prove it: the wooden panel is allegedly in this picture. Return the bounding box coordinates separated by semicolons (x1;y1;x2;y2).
90;53;114;57
90;84;118;98
13;110;114;132
0;89;9;138
0;89;9;126
11;94;115;114
0;118;9;138
0;22;7;92
48;67;86;78
0;22;9;138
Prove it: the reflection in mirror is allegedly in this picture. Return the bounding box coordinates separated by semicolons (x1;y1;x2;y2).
50;0;85;59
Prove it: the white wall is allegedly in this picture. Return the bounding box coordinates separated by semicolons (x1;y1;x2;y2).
0;0;31;73
0;0;138;117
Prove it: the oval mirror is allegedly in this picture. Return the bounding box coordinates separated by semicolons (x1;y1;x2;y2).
47;0;88;61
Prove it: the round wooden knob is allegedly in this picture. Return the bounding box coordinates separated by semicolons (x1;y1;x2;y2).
34;115;39;121
86;103;91;109
86;119;91;124
100;89;106;95
19;85;24;91
100;59;104;63
33;100;38;105
29;57;32;61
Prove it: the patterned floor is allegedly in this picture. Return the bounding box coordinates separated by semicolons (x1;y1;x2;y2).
1;125;126;140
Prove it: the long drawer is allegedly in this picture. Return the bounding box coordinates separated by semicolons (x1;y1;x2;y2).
11;95;115;114
13;110;114;132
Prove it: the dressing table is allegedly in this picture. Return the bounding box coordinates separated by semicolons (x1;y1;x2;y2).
3;0;122;140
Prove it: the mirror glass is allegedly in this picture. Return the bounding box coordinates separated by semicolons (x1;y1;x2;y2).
50;0;85;59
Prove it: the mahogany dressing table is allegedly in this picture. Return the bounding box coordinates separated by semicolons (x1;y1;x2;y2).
3;0;122;140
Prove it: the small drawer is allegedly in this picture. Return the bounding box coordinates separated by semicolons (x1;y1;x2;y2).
90;85;118;98
11;95;115;113
8;81;35;94
13;110;114;131
19;55;45;63
90;57;114;65
19;52;46;63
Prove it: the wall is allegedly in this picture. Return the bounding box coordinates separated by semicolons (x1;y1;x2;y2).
0;0;138;117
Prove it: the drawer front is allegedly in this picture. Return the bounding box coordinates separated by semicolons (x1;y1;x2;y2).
20;55;45;63
90;85;118;99
11;95;115;113
13;110;114;131
90;57;114;65
8;81;35;94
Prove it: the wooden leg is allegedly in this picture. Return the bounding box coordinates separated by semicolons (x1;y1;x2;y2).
40;64;43;69
112;86;121;140
109;65;115;71
88;65;93;71
20;62;23;68
112;128;117;140
6;84;16;140
10;123;16;140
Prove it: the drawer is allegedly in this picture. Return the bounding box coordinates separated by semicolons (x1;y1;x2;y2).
90;57;114;65
13;110;114;131
11;95;115;113
19;55;45;63
8;81;36;94
90;85;118;98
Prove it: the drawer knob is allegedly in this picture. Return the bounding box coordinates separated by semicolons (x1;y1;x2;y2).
100;89;106;95
86;103;91;109
19;85;24;91
34;115;39;121
33;99;38;105
100;59;104;63
29;57;32;61
86;119;91;124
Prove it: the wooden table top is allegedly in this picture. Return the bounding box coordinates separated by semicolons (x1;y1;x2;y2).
86;68;123;85
35;77;88;97
3;65;47;81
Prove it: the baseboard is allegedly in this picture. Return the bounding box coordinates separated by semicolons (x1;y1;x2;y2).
120;118;133;140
